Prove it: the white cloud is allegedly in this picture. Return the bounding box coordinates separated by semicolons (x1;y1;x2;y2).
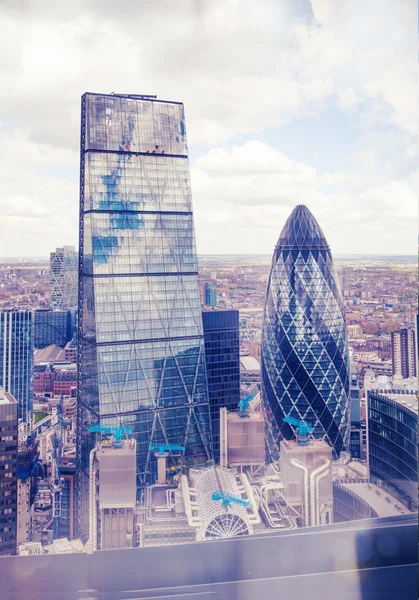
191;140;417;255
0;125;78;256
0;0;415;146
337;88;358;111
0;0;415;255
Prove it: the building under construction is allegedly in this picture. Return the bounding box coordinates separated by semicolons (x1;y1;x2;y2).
86;404;413;550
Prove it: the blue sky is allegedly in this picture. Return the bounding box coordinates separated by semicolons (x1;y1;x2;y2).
0;0;416;256
190;109;362;174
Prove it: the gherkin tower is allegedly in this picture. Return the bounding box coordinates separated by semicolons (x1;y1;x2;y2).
261;205;350;459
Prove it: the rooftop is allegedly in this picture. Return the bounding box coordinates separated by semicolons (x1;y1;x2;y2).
384;393;418;413
98;437;136;455
369;390;418;414
340;482;410;517
34;344;65;363
240;356;261;371
0;387;17;405
227;411;263;423
276;205;329;251
280;438;332;455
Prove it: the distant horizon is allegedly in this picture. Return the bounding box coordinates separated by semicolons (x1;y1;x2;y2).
0;252;416;262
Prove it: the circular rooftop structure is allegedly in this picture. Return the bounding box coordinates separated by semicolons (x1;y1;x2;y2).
194;467;252;540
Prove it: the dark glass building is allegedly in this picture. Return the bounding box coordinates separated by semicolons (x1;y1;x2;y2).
367;390;417;510
77;93;213;537
0;311;34;425
261;205;350;459
350;365;362;459
202;309;240;460
350;428;362;459
59;463;76;540
34;310;73;349
0;388;18;556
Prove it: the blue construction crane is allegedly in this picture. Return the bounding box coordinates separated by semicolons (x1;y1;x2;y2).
238;394;254;418
211;490;253;509
283;416;313;445
88;424;132;446
150;443;185;456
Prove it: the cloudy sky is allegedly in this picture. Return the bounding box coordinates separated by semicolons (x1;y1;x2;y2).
0;0;416;257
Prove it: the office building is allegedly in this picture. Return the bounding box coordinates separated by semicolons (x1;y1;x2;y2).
349;428;362;460
0;311;34;424
50;246;78;310
53;369;77;396
391;327;416;378
0;388;18;556
333;480;409;523
202;309;240;460
367;390;417;510
89;438;137;551
219;407;265;469
261;205;350;460
34;309;73;349
58;463;76;540
77;92;213;538
279;438;333;527
204;283;217;306
349;363;362;459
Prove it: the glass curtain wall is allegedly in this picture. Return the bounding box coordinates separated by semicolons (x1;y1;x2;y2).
261;205;350;459
77;93;213;538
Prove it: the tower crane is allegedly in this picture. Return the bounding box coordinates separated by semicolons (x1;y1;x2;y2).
88;424;132;447
283;416;313;445
149;443;185;456
238;394;254;418
211;490;253;509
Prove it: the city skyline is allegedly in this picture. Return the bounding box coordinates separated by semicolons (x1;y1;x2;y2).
0;1;416;258
0;3;416;595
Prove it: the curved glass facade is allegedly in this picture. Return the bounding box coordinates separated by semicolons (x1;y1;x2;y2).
77;93;213;538
261;205;350;459
367;391;417;510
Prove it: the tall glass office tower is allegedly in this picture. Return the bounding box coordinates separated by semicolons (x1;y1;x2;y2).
50;246;78;310
202;309;240;461
261;205;350;459
0;311;34;425
77;93;213;536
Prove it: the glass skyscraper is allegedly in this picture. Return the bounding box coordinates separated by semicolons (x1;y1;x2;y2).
77;92;213;537
50;246;78;310
0;311;34;425
261;205;350;459
202;309;240;461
